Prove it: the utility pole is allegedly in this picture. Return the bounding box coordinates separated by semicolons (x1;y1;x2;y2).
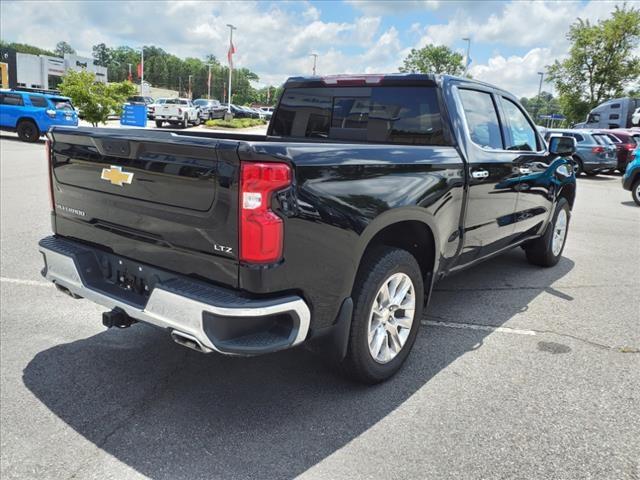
188;74;193;99
127;63;132;82
462;38;471;76
534;71;544;121
140;47;144;95
226;24;236;113
310;53;318;76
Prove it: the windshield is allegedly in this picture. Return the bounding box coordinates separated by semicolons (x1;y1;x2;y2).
165;99;189;105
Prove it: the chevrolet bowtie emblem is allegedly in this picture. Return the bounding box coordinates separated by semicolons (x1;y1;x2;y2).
101;165;134;186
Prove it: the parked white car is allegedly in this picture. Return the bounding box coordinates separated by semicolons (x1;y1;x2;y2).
147;98;168;120
632;107;640;126
154;98;201;128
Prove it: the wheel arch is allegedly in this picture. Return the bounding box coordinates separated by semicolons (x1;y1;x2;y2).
353;209;440;297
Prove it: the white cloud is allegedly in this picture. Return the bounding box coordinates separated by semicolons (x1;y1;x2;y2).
470;48;553;98
346;0;440;15
0;0;633;95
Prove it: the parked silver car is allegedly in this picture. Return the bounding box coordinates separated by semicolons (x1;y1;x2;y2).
544;129;617;176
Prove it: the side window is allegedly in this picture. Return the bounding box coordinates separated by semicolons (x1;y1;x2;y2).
611;103;620;109
588;112;600;123
573;133;584;143
501;98;538;151
609;113;619;120
29;96;48;108
1;93;24;106
458;89;503;149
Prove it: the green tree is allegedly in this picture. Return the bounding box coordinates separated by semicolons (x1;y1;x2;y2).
547;4;640;124
58;70;135;126
54;41;76;57
399;45;465;75
92;43;111;67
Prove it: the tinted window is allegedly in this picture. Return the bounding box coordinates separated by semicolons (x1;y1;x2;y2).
458;89;503;149
501;97;538;151
51;98;74;111
606;134;621;143
572;133;584;142
609;113;619;120
593;134;611;145
29;96;48;108
271;86;446;145
611;103;620;109
1;93;24;106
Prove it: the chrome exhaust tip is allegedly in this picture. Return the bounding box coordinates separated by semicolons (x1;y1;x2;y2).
170;330;207;353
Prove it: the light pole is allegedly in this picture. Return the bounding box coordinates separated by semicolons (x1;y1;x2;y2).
310;53;318;76
534;71;544;121
188;74;193;99
462;38;471;76
226;24;236;113
139;46;144;95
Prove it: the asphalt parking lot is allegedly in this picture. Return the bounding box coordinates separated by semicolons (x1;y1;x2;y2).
1;133;638;480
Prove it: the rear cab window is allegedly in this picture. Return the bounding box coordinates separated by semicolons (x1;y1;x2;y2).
271;86;448;145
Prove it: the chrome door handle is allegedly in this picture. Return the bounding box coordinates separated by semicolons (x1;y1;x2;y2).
471;169;489;179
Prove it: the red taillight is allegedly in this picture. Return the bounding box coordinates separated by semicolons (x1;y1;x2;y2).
592;146;604;153
239;162;291;263
624;143;636;151
45;138;54;211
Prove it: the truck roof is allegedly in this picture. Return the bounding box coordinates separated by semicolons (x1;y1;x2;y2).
282;73;514;96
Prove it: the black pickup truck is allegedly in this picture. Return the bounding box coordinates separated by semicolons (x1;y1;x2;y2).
39;74;577;383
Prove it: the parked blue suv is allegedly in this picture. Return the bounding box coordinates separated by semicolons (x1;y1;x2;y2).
0;90;78;142
622;147;640;205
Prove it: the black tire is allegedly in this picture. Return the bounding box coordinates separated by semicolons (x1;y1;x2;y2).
585;170;597;177
632;179;640;206
525;197;570;267
340;247;424;384
182;116;188;129
572;156;583;176
16;120;40;142
193;116;201;126
155;120;163;128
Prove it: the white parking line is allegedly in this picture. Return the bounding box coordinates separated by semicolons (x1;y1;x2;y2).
0;277;52;287
422;319;536;336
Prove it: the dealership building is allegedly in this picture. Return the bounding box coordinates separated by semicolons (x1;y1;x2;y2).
0;48;107;91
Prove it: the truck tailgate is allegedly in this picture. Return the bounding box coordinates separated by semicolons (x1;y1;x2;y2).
48;127;240;287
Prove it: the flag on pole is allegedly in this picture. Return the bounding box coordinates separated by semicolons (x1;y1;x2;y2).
227;41;236;68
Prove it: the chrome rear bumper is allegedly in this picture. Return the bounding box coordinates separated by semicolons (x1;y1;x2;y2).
39;236;310;355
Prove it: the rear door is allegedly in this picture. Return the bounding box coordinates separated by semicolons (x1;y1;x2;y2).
454;86;521;263
49;127;241;287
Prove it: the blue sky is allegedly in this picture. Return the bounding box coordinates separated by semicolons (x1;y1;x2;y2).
0;0;629;97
